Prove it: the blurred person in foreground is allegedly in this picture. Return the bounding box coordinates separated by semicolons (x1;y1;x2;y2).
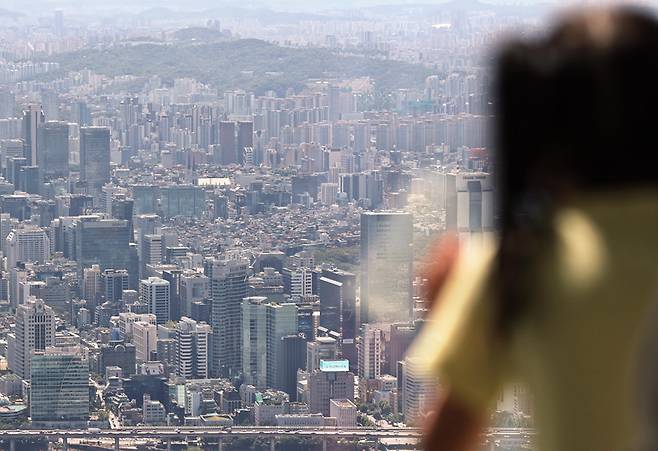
411;7;658;451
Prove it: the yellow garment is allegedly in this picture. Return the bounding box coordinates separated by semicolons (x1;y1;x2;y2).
410;191;658;451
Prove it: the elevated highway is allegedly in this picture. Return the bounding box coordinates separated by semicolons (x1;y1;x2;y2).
0;426;534;450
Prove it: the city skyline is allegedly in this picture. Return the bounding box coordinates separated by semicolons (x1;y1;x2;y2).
0;0;530;449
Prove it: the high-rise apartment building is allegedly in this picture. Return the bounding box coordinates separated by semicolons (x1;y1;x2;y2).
175;317;211;380
7;298;56;380
319;182;338;205
140;277;170;324
360;212;413;324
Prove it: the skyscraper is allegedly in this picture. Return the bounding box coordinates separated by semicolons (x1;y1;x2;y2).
131;186;159;215
102;269;130;302
266;302;298;390
82;265;102;305
241;296;267;388
308;359;355;416
456;172;494;239
80;126;111;197
208;255;248;377
237;121;253;165
218;121;236;165
21;105;44;166
160;185;206;219
74;217;131;271
179;271;208;318
140;277;170;324
0;139;23;173
53;10;64;37
358;324;384;381
400;356;437;426
282;267;313;299
318;268;357;341
241;297;298;389
328;85;341;121
442;173;458;230
30;346;89;426
7;298;56;380
360;212;413;324
175;317;211;380
5;226;51;269
41;90;59;121
19;165;41;194
134;213;161;250
306;336;338;373
37;121;69;181
140;234;163;278
281;335;307;401
318;276;342;333
389;322;418;376
132;320;157;363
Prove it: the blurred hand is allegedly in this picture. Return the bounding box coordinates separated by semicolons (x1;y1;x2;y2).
422;391;484;451
421;235;483;451
422;233;460;310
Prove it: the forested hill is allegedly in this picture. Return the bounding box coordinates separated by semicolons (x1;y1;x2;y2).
53;39;430;95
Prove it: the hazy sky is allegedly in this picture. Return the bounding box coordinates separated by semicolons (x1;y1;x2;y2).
1;0;556;12
2;0;654;18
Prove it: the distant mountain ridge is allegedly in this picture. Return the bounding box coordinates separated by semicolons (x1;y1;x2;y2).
52;38;431;95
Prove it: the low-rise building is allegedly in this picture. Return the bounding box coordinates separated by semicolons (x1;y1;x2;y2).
330;399;357;427
143;394;166;425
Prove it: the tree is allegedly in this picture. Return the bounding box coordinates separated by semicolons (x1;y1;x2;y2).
378;401;392;416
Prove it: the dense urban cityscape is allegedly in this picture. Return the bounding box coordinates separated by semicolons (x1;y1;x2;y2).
0;1;535;449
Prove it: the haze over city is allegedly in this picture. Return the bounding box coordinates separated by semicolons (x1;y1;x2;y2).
0;0;638;450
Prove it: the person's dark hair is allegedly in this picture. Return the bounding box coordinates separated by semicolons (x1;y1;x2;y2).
495;7;658;336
